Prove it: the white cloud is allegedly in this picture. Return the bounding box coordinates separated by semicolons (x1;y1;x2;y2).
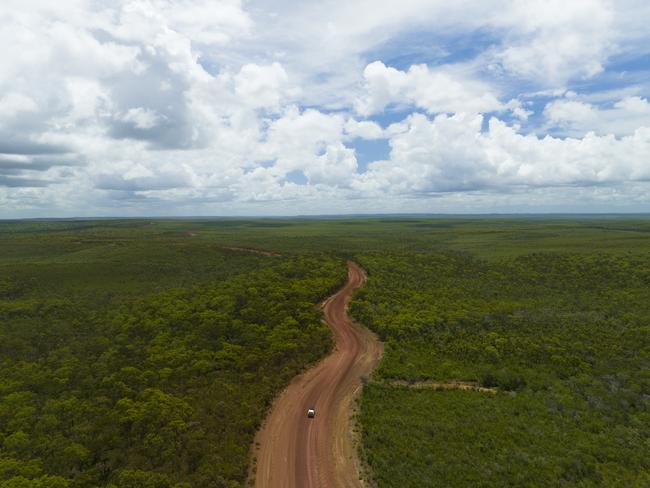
234;62;290;110
1;0;650;216
159;0;252;45
355;61;506;116
304;143;358;186
95;160;194;191
107;0;251;47
492;0;614;85
119;107;164;129
261;107;357;183
344;119;384;139
544;96;650;136
0;94;38;118
353;113;650;196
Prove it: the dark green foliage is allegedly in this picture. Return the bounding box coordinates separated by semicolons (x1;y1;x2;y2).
353;251;650;486
2;217;650;487
0;225;345;487
360;385;648;487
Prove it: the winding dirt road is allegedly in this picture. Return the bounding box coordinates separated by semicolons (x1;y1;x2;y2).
252;262;383;488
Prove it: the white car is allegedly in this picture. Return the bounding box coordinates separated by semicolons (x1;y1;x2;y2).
307;407;316;418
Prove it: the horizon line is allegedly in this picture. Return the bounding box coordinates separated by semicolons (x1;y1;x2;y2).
3;212;650;222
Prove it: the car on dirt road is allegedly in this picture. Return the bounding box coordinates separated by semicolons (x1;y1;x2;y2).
307;407;316;418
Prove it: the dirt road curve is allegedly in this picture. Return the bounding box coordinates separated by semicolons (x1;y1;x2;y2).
253;262;383;488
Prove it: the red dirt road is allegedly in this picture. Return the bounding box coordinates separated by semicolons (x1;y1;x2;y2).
252;262;383;488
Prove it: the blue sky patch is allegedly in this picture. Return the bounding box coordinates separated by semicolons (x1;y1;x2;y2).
285;170;308;185
350;138;391;172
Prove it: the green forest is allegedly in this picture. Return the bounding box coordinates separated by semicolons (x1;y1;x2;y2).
0;222;345;487
1;217;649;487
352;251;650;486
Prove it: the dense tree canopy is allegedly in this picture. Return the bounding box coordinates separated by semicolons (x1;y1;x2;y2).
352;251;650;486
0;224;345;487
2;218;650;487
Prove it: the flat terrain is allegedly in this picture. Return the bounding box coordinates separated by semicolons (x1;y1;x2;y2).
1;217;649;487
0;222;346;487
353;251;650;486
253;262;382;488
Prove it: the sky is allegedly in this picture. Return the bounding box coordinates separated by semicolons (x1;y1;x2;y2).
1;0;650;217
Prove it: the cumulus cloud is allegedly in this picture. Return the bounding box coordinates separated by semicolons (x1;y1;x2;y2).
157;0;252;45
491;0;614;84
353;113;650;196
1;0;650;216
234;63;291;110
0;94;38;118
355;61;506;116
95;161;194;192
261;107;357;184
544;96;650;136
119;107;165;129
344;119;384;140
